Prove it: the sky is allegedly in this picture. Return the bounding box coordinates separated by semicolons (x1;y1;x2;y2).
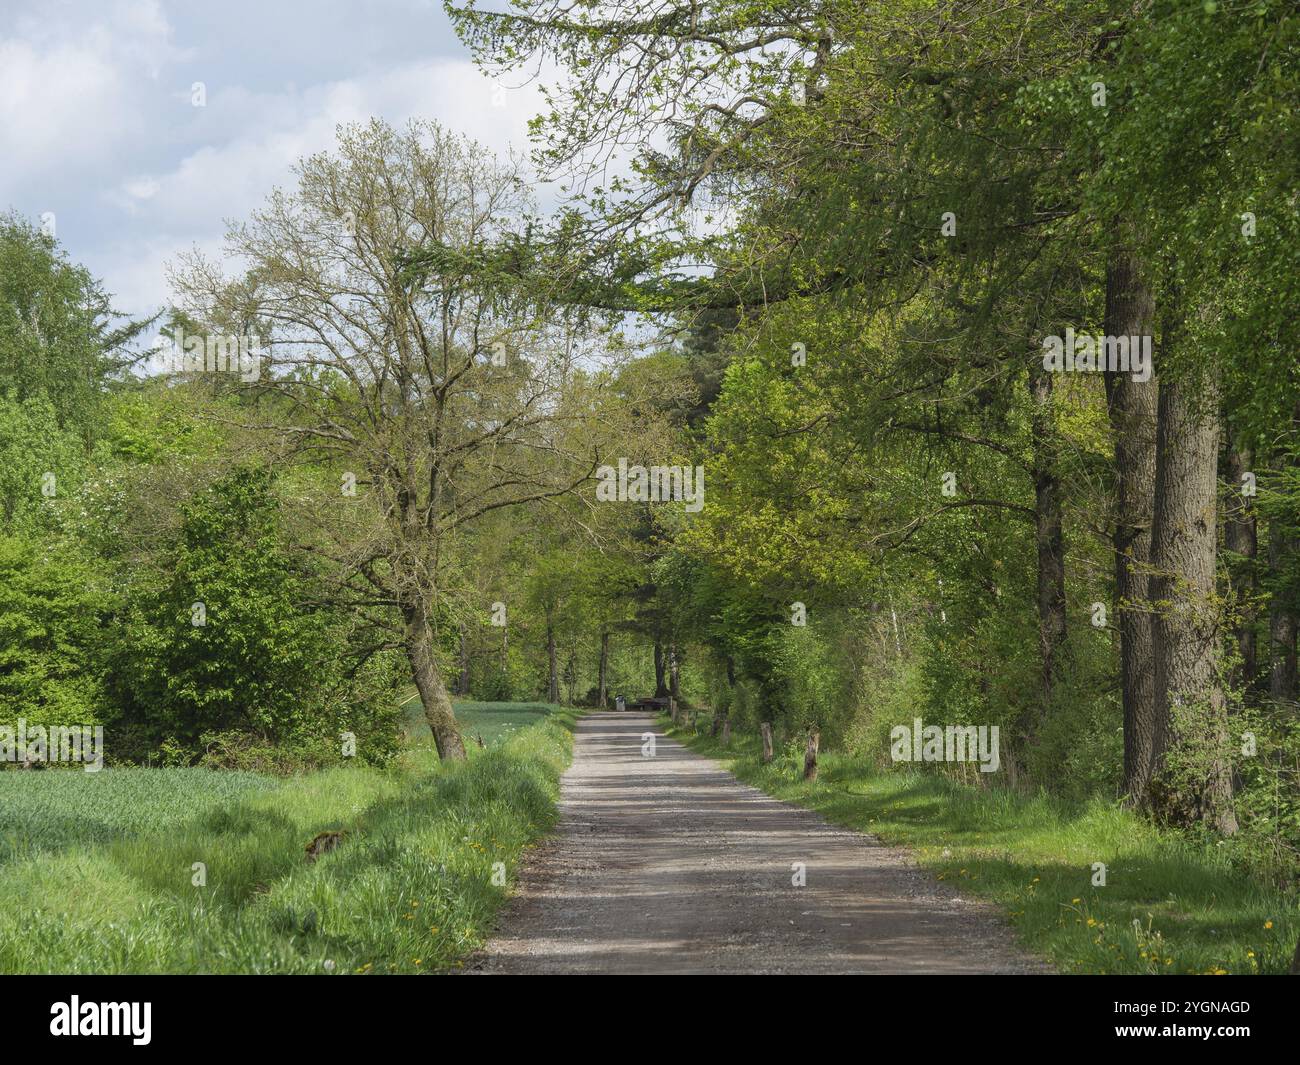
0;0;545;325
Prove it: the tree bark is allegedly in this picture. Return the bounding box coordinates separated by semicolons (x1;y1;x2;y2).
402;602;466;761
1149;376;1237;834
1104;246;1160;801
668;643;682;700
803;729;820;781
1028;356;1068;727
760;721;774;763
653;640;669;697
598;627;610;708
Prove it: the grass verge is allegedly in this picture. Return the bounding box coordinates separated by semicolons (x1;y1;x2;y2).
0;706;577;974
666;716;1298;975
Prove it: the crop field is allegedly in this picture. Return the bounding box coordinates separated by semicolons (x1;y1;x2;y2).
0;704;575;974
0;767;279;864
401;695;558;750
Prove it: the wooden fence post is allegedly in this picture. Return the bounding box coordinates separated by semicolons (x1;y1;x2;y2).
760;722;774;763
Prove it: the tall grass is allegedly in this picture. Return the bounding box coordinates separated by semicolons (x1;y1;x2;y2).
0;708;575;974
669;716;1299;975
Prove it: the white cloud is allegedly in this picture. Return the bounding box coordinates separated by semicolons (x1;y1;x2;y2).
1;1;548;323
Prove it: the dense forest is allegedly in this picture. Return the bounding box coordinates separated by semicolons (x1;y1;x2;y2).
2;0;1298;980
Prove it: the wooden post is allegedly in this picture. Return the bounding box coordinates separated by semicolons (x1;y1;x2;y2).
721;719;731;746
669;696;677;724
760;722;774;763
803;729;820;781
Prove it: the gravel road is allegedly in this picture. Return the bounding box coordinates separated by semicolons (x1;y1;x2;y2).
470;712;1049;974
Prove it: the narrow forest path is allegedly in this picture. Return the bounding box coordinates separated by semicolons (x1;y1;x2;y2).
471;712;1049;974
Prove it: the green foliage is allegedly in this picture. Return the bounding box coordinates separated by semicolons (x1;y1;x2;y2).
0;534;109;726
110;466;401;761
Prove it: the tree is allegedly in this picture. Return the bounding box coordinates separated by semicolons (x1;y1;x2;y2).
170;119;633;758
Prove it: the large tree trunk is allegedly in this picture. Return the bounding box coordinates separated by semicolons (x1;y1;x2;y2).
1104;247;1161;801
402;603;466;761
546;614;560;704
1148;376;1237;834
1223;434;1258;698
653;641;669;697
598;628;610;708
1028;357;1068;726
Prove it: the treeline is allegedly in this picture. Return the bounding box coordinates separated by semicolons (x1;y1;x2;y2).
438;0;1300;883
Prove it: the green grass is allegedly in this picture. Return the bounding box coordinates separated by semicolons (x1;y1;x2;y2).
0;704;577;974
399;690;559;751
667;715;1300;975
0;767;278;865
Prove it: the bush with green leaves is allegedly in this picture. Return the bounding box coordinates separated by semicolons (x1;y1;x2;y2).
109;465;401;764
0;533;109;728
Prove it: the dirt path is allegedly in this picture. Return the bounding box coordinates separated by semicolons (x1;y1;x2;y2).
471;712;1048;974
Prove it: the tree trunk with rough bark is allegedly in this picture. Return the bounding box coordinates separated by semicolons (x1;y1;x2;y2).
1028;357;1068;730
403;602;466;761
1104;247;1161;802
653;641;669;697
1149;376;1237;835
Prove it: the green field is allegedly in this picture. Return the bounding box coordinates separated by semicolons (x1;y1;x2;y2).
0;702;574;974
401;694;558;751
667;715;1300;976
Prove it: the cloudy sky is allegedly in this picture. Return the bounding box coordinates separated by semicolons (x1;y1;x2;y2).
0;0;543;323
